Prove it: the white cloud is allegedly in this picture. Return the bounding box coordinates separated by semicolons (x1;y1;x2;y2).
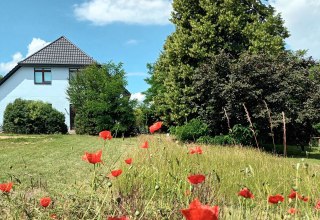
125;39;139;45
26;38;50;57
0;52;23;75
0;38;49;75
271;0;320;58
130;92;146;102
74;0;172;25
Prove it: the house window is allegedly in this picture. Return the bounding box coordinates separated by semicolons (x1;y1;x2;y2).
69;68;80;80
34;68;51;84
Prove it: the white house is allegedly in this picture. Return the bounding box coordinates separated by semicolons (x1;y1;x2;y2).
0;36;95;130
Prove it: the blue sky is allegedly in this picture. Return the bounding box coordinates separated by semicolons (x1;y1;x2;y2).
0;0;174;100
1;0;320;101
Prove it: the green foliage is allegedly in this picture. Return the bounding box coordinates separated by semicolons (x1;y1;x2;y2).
174;118;208;142
145;0;289;125
133;103;160;134
229;124;254;146
0;75;3;80
313;123;320;135
192;51;320;146
3;99;67;134
197;135;235;146
67;62;135;135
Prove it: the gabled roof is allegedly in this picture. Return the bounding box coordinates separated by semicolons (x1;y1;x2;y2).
0;36;96;86
19;36;95;66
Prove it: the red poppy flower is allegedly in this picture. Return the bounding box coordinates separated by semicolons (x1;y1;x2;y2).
140;141;149;149
111;169;123;177
298;195;309;202
40;197;51;208
149;122;163;133
288;189;298;199
125;158;132;165
189;146;203;154
82;150;103;164
315;200;320;210
238;188;254;199
181;198;219;220
107;217;130;220
187;174;205;184
287;208;297;215
50;214;57;219
99;130;112;140
0;182;13;193
268;194;284;204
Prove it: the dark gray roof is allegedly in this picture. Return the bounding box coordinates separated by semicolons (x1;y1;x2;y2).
19;36;95;65
0;36;96;86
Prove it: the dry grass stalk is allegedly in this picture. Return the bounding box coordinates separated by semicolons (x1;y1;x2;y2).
282;111;287;157
243;104;259;148
223;107;231;131
263;101;276;153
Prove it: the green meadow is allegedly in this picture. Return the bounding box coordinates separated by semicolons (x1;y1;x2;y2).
0;134;320;219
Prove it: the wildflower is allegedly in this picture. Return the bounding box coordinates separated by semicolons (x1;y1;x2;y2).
40;197;51;208
125;158;132;165
0;182;13;193
298;195;309;202
288;189;298;199
238;188;254;199
181;198;219;220
287;208;297;214
99;130;112;140
140;141;149;149
187;174;205;184
268;194;284;204
189;146;203;154
82;150;103;164
288;189;309;202
107;217;130;220
50;214;57;219
315;200;320;210
149;122;163;133
111;169;123;177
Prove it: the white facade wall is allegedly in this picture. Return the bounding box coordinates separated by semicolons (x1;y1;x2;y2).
0;66;72;129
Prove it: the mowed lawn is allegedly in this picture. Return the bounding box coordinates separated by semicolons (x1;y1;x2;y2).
1;134;320;219
0;134;139;194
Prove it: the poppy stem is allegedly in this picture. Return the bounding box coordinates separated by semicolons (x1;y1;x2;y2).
92;164;96;191
93;185;111;219
81;164;96;220
138;190;157;220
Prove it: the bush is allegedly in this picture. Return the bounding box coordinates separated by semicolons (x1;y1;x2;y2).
3;99;67;134
174;119;208;142
230;124;254;146
197;135;235;145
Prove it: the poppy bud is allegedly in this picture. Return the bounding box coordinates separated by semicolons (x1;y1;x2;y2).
155;185;160;190
292;186;298;191
107;182;112;187
135;211;140;216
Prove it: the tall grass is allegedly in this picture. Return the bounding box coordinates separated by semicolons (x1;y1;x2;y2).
0;134;320;219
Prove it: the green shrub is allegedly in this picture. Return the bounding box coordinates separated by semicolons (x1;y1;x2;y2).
3;99;67;134
230;124;255;146
313;123;320;134
197;135;235;145
169;126;176;135
174;119;208;142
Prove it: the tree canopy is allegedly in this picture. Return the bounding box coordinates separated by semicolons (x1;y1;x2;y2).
67;62;135;135
145;0;289;125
